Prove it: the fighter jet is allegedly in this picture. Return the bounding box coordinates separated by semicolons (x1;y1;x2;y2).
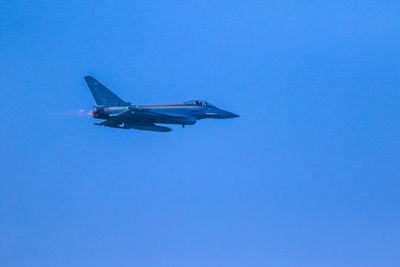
84;76;239;132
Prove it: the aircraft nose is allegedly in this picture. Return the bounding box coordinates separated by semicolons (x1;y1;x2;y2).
221;110;239;118
227;112;239;118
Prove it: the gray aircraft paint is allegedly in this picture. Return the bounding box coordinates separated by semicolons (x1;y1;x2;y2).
85;76;239;132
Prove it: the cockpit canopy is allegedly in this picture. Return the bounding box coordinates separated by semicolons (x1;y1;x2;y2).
183;100;215;107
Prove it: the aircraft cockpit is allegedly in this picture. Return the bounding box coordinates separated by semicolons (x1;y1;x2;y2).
184;100;215;107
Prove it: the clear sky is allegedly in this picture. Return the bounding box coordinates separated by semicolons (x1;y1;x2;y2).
1;1;399;266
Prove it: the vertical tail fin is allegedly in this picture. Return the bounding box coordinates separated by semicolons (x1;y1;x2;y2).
84;76;129;107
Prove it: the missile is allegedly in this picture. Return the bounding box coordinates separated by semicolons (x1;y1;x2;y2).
125;123;171;132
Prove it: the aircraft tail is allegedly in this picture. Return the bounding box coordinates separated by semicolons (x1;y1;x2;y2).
84;76;130;107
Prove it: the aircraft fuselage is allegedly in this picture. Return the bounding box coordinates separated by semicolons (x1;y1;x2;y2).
85;76;238;132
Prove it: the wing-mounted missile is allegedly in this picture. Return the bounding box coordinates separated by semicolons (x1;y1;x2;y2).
125;123;172;132
95;120;171;132
95;120;120;127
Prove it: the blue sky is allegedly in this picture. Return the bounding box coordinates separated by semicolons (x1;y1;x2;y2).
1;1;399;266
